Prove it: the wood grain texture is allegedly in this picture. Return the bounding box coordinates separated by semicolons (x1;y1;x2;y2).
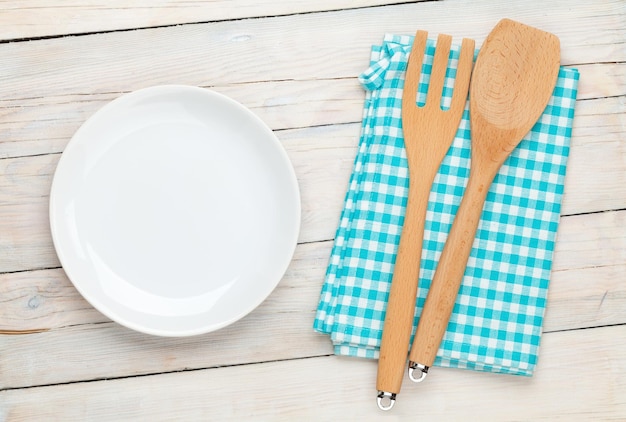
3;236;626;337
1;326;625;420
0;95;624;274
0;0;622;103
2;0;624;48
1;211;624;389
0;0;624;419
0;0;418;40
1;64;622;160
0;241;334;390
0;78;365;159
0;123;360;273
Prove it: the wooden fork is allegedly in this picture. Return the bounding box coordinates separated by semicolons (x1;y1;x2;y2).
376;30;475;411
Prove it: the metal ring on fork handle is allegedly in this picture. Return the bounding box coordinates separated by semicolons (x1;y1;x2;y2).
377;391;396;411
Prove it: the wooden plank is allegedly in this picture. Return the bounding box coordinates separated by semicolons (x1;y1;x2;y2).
552;210;626;273
0;268;104;332
1;210;625;333
0;0;418;40
0;241;335;390
562;96;626;215
1;325;624;420
546;263;626;332
1;92;624;274
0;78;366;159
0;123;360;273
0;90;620;183
576;62;626;100
2;0;623;47
0;1;622;105
0;237;337;332
1;210;625;388
1;62;622;160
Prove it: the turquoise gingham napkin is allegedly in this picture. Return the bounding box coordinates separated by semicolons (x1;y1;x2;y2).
313;34;580;376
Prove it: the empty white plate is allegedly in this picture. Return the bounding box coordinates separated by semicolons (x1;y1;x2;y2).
49;85;301;336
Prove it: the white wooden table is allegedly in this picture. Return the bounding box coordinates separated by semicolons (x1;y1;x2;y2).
1;1;625;420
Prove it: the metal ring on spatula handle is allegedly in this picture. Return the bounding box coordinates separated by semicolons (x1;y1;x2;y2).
408;361;428;383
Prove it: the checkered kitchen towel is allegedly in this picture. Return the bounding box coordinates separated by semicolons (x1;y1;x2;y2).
313;34;580;376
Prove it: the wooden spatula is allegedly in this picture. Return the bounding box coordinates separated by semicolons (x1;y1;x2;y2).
407;19;561;382
376;31;475;411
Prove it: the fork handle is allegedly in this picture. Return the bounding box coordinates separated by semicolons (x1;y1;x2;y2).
408;170;492;370
376;180;431;398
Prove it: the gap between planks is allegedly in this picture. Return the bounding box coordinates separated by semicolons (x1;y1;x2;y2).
0;352;334;393
1;325;624;420
0;0;433;44
2;321;624;393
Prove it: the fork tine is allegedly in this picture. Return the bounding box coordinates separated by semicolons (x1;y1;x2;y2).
402;30;428;111
448;37;476;115
425;34;452;109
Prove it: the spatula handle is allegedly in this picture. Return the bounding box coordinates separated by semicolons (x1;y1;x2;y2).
408;172;491;371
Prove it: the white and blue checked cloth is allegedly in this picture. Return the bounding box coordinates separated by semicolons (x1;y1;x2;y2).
313;34;580;376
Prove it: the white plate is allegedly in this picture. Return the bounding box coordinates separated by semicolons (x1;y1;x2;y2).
49;85;301;336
